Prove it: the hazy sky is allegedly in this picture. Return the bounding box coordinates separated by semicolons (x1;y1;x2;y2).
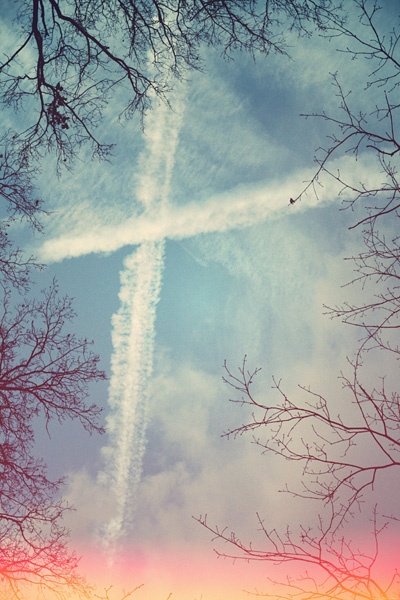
5;2;400;599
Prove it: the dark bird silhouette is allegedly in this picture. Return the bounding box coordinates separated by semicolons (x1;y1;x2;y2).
289;197;295;205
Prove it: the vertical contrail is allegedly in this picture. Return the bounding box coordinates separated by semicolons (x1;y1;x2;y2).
103;241;165;546
101;88;185;549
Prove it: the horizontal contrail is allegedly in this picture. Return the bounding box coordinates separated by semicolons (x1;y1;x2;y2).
38;152;377;263
39;186;286;262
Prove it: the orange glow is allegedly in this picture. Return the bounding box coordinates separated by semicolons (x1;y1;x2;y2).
74;541;273;600
7;533;400;599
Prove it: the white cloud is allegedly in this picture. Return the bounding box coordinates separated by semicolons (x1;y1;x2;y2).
64;469;116;540
133;87;186;211
122;357;328;550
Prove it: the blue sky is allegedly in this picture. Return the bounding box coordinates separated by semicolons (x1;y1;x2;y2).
4;2;400;597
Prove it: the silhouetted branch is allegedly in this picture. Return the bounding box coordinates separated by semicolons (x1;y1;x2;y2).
221;356;400;527
291;2;400;228
0;132;46;290
0;279;105;594
0;0;345;166
195;507;397;600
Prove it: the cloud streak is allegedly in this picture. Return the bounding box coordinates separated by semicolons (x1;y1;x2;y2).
38;151;379;263
39;187;283;261
101;242;165;547
98;89;185;550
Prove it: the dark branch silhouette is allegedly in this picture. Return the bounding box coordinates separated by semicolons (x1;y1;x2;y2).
196;7;400;591
293;1;400;228
325;219;400;356
0;132;46;290
195;507;398;600
0;0;344;166
195;350;400;599
0;279;106;597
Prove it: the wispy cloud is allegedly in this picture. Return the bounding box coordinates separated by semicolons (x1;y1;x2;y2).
134;95;183;211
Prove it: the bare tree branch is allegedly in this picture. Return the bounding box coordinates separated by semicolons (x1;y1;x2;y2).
0;279;106;595
290;2;400;230
0;0;344;166
194;507;398;600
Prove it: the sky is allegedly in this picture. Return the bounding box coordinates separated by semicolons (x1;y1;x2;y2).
3;2;400;599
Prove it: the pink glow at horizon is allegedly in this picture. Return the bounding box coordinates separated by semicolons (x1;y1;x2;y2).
14;532;400;600
64;531;400;600
75;541;275;600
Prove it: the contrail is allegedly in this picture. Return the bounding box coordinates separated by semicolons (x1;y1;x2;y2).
39;186;285;261
99;88;185;550
102;241;165;547
38;152;377;263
